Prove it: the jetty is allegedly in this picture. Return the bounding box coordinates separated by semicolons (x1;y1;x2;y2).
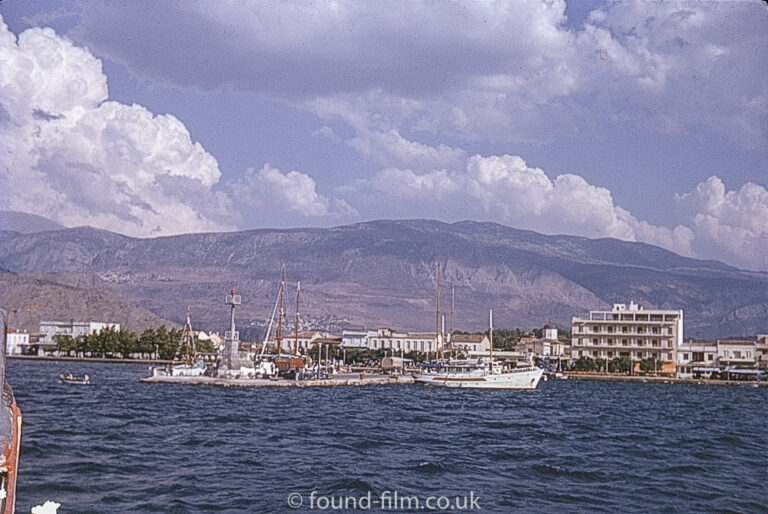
140;372;414;388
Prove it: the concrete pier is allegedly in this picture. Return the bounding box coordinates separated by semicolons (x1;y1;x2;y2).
140;373;414;388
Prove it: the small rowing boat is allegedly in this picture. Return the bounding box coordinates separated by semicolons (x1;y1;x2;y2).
60;373;90;385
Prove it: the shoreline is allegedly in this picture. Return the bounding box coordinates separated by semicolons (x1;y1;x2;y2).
9;355;173;365
561;372;767;387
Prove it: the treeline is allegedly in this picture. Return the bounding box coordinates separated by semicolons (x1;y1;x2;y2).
54;326;214;360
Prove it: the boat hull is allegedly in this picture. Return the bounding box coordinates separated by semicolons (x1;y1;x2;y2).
413;367;544;390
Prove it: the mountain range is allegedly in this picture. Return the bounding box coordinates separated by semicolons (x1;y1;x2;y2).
0;213;765;338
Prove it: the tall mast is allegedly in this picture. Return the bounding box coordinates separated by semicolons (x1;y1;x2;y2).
436;262;441;363
295;281;301;354
277;264;285;358
450;285;454;358
183;306;194;364
489;309;494;372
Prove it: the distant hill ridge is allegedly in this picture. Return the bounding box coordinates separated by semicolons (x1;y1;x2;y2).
0;211;65;234
0;219;766;338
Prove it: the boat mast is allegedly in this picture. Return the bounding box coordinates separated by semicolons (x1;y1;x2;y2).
278;264;285;358
450;285;454;359
183;306;194;364
489;309;494;372
436;262;441;363
295;281;301;355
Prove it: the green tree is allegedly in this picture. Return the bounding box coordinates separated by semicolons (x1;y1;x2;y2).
608;357;631;373
55;334;74;356
639;357;663;374
574;356;597;371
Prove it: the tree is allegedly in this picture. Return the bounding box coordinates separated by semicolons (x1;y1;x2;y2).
639;357;663;375
55;335;75;356
608;357;631;373
574;356;597;371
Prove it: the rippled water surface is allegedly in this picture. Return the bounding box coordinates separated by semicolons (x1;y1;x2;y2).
8;360;768;512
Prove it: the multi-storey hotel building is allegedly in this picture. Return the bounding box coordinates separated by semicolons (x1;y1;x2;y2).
571;302;683;367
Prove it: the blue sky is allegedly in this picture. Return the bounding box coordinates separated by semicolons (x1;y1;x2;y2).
0;1;766;270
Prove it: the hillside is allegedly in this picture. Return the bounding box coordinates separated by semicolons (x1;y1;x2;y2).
0;271;175;333
0;220;766;338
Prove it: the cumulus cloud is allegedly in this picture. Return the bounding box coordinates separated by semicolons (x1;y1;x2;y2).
675;177;768;271
0;17;235;236
356;153;693;254
235;164;357;219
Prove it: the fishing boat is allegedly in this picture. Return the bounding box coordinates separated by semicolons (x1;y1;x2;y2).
150;308;206;378
413;309;544;390
60;373;90;385
0;309;22;513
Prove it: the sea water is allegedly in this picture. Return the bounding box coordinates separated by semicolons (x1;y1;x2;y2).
9;360;767;513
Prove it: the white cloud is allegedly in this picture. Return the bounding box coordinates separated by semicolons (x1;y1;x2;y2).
349;148;764;267
235;164;358;219
675;177;768;271
0;17;235;237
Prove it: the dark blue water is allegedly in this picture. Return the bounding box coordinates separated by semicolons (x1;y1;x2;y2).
8;360;767;513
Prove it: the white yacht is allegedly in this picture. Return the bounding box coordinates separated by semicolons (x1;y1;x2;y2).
413;359;543;389
412;310;544;390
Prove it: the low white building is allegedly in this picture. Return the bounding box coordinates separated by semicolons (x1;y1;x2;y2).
38;320;120;345
449;333;490;354
341;328;438;353
677;341;718;377
5;329;30;355
717;340;756;367
271;331;336;353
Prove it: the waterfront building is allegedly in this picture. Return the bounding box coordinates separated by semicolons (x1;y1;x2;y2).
571;302;683;370
449;333;490;354
756;335;768;370
5;329;30;355
341;330;369;349
273;331;336;353
38;320;120;346
677;340;718;377
716;340;757;368
340;328;438;353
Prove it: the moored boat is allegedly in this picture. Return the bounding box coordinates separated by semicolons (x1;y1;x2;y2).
413;309;544;390
0;309;22;513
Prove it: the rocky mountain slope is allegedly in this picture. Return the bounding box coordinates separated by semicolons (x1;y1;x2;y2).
0;219;765;338
0;271;175;333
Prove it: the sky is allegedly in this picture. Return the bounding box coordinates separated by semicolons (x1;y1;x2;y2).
0;1;766;271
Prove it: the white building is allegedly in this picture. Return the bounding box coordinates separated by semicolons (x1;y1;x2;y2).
677;341;718;377
450;333;490;354
543;323;558;340
717;340;756;367
38;320;120;345
571;302;683;370
341;328;438;353
5;329;30;355
341;330;369;349
270;331;336;353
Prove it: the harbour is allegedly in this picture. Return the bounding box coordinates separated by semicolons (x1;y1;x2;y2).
9;359;767;513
